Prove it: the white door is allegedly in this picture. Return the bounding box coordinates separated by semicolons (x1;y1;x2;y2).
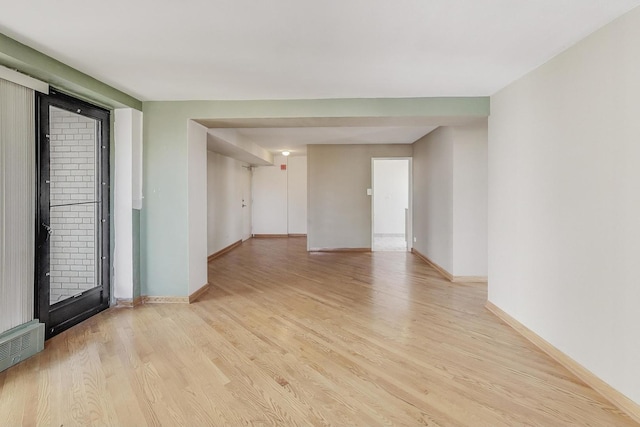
242;166;252;240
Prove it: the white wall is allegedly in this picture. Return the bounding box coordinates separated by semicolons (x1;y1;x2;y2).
114;108;143;301
240;154;308;237
373;159;409;235
453;123;488;277
252;154;288;235
187;121;208;294
412;128;454;273
488;7;640;405
287;156;307;234
206;151;247;254
114;109;134;300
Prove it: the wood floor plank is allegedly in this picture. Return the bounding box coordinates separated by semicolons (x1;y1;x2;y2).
0;237;637;426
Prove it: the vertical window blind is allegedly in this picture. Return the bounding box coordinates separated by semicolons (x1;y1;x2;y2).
0;78;35;334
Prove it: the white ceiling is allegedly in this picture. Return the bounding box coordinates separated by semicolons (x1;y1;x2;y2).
2;1;638;158
1;1;638;101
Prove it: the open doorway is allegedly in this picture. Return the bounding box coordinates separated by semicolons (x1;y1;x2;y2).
372;158;411;252
241;165;252;241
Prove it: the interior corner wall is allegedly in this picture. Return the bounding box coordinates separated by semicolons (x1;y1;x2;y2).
412;123;488;277
452;122;488;277
307;144;412;250
488;7;640;405
207;151;246;254
412;128;454;272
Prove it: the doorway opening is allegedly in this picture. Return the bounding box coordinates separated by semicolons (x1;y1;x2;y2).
35;90;110;339
241;165;253;241
372;158;412;252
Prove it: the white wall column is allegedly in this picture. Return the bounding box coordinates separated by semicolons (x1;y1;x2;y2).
114;108;142;301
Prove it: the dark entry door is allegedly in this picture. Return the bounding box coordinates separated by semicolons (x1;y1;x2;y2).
35;90;110;339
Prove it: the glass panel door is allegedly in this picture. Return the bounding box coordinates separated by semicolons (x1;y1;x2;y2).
48;106;100;304
35;90;110;339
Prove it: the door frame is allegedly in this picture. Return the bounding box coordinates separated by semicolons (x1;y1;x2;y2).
371;157;413;252
241;164;253;241
35;89;111;339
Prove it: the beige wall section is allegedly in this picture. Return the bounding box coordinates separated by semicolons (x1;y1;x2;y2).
206;151;247;255
412;128;454;272
452;122;488;277
488;7;640;405
307;144;412;250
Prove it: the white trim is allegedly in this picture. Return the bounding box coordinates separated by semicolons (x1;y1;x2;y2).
114;109;134;300
0;65;48;94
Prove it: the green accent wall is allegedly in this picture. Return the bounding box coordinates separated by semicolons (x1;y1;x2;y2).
132;209;141;299
141;97;489;297
0;32;141;110
0;32;143;303
144;97;489;120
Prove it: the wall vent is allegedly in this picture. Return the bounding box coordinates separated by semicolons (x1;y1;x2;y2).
0;320;45;373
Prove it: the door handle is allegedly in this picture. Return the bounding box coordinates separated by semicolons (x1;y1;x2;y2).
42;223;53;241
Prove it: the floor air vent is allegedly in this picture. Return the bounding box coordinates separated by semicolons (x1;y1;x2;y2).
0;320;45;372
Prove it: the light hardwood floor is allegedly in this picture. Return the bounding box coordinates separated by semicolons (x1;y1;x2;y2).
0;237;636;426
